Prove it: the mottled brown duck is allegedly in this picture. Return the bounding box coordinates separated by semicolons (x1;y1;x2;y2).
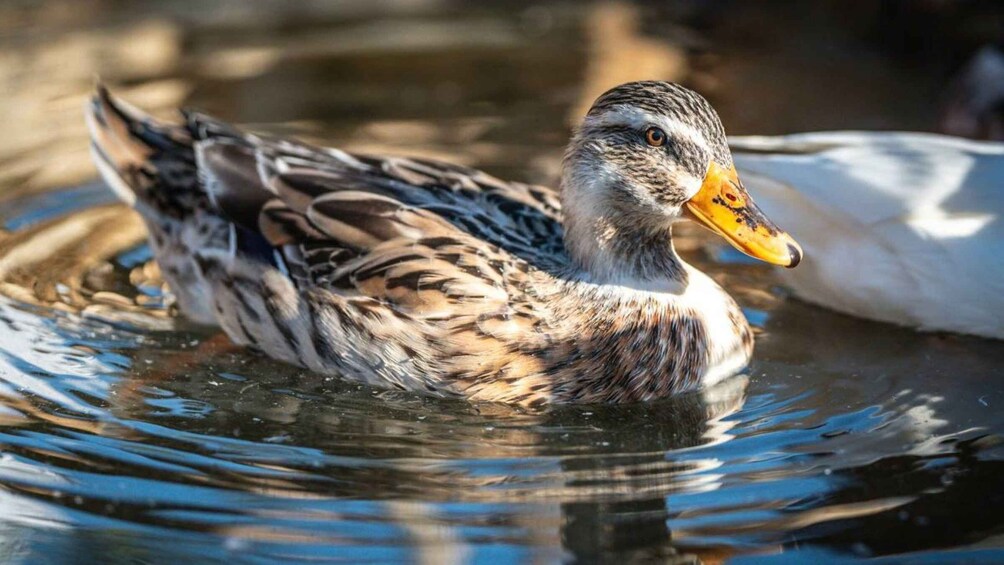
86;81;801;406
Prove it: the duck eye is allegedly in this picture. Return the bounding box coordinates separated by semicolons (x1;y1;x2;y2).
644;127;666;147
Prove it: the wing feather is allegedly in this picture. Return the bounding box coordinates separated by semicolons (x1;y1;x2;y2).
185;115;557;323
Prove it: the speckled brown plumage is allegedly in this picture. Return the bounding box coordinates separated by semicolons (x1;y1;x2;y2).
86;81;755;405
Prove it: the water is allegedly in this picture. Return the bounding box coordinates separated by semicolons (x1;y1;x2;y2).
1;2;1003;563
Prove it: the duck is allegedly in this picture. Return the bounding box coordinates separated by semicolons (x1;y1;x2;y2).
731;131;1004;340
85;81;801;406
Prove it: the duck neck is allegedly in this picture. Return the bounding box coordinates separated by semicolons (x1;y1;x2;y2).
560;190;688;289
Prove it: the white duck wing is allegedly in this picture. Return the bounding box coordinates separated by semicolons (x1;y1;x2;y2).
731;132;1004;339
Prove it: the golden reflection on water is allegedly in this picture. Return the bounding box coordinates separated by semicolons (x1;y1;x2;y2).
0;204;171;326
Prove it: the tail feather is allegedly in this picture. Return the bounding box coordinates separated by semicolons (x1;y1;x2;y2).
86;85;232;325
85;84;196;211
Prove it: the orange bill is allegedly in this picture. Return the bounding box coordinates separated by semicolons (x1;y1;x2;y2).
685;162;802;268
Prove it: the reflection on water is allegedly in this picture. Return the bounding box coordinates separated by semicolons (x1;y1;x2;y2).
1;1;1003;563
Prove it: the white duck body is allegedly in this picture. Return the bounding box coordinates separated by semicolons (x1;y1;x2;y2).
731;132;1004;339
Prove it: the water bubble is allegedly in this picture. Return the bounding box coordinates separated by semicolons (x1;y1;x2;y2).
224;537;249;552
851;542;873;557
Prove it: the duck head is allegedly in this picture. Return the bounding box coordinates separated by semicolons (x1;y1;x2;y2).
561;81;801;283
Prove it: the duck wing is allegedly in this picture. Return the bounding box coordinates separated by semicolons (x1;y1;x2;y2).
181;109;567;321
188;112;566;264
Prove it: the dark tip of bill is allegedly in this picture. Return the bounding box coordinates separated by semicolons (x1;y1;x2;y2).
787;243;802;268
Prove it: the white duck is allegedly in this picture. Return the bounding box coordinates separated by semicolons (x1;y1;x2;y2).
731;131;1004;340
